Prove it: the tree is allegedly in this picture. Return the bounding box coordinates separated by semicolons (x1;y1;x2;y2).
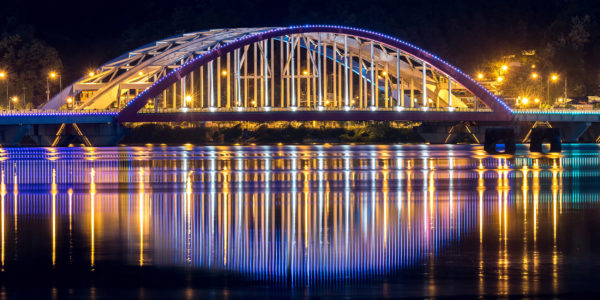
0;25;63;108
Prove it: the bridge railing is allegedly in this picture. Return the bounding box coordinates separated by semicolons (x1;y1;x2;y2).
514;109;600;115
137;107;494;114
0;109;119;116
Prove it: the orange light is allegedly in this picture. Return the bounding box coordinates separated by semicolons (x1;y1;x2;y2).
501;65;508;71
534;98;540;103
221;70;227;76
138;71;143;76
382;71;387;76
551;74;559;81
11;96;17;103
303;70;308;75
67;97;73;103
49;72;57;79
0;72;5;79
531;72;538;79
497;76;503;83
477;73;483;79
89;72;95;77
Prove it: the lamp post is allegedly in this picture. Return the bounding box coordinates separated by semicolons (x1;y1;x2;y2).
10;96;17;110
547;74;558;107
47;71;61;101
0;72;6;109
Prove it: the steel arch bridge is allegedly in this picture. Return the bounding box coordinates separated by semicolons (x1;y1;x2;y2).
3;25;600;150
42;25;512;123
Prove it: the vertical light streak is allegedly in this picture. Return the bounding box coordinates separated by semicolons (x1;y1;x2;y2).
90;168;96;269
138;168;145;266
1;170;4;271
186;170;193;264
52;169;57;267
477;162;485;295
68;188;73;264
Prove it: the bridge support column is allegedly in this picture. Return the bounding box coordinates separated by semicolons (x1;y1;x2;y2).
416;122;481;144
483;127;516;154
0;125;31;146
530;127;561;153
30;123;129;147
76;123;129;146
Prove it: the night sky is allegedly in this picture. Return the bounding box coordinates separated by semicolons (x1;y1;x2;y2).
2;0;599;89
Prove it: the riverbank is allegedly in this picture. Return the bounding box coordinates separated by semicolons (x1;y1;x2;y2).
120;121;425;145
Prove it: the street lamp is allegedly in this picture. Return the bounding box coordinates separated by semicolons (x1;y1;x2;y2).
10;96;17;110
0;71;6;109
531;72;538;79
47;71;61;101
477;73;484;80
66;97;73;109
547;73;559;106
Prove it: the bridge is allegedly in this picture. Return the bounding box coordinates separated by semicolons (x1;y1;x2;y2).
1;25;599;152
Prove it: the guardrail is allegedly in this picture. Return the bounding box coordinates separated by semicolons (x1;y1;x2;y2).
137;107;495;113
0;109;118;116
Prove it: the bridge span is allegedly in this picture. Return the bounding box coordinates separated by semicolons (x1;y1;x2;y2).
1;25;599;152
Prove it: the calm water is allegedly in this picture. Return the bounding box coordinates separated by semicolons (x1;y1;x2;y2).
0;144;599;298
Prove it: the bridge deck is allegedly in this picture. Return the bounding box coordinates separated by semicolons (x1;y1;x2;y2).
1;108;600;124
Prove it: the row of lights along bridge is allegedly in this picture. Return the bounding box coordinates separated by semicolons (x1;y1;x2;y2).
0;65;568;111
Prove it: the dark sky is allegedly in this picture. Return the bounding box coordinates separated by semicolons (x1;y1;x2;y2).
2;0;596;83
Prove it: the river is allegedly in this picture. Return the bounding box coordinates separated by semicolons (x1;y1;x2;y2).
0;144;599;298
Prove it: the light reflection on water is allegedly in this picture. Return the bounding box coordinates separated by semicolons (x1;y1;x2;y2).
0;144;600;296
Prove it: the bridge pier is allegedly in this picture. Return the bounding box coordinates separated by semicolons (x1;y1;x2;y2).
483;127;516;154
529;127;561;153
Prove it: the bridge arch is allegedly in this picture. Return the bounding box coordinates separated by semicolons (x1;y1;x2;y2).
45;25;513;121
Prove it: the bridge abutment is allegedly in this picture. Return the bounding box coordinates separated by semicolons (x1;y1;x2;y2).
0;125;31;146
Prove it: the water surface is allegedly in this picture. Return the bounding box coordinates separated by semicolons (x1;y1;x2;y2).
0;144;599;298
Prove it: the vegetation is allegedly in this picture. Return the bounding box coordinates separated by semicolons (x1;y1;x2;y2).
121;122;424;145
0;22;63;108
